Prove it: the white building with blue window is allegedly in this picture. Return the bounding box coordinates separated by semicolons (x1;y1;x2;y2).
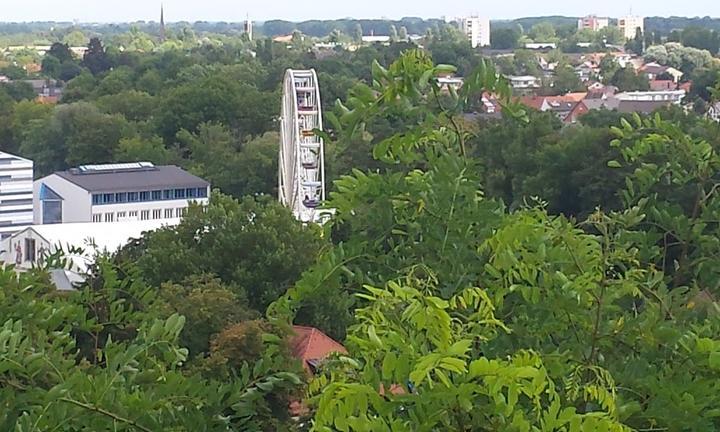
0;151;34;238
33;162;210;225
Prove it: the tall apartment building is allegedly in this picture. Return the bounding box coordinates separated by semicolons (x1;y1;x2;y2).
33;162;210;225
458;16;490;48
618;16;644;39
0;151;34;238
578;15;609;32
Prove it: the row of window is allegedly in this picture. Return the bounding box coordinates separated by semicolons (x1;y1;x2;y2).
91;207;187;223
91;187;208;205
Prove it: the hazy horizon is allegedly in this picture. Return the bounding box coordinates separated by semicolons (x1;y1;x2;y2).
2;0;719;24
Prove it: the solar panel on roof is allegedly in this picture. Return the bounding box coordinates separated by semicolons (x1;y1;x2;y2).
77;162;155;173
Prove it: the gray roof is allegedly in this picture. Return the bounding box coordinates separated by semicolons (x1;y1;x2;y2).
55;165;210;193
616;100;671;114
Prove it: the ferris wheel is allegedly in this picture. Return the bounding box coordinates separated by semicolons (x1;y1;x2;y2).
279;69;330;224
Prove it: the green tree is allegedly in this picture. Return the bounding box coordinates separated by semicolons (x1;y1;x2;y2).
528;22;556;42
682;26;720;54
389;24;398;42
491;27;520;50
610;66;650;91
0;259;301;430
129;193;325;312
552;64;583;94
352;23;363;43
398;26;408;41
82;37;112;75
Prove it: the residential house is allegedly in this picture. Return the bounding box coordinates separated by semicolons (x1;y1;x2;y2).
290;325;348;375
22;79;63;101
649;80;677;91
709;102;720;122
575;61;597;82
616;100;673;114
33;162;210;225
640;62;683;82
615;89;686;104
565;101;590;123
507;75;541;89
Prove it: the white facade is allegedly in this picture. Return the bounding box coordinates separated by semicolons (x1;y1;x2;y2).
0;219;180;274
33;163;210;225
578;15;609;32
458;16;490;48
619;16;644;40
0;152;34;238
615;90;686;104
507;75;542;89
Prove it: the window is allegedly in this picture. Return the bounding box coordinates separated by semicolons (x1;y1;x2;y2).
197;187;208;198
128;192;139;202
103;193;115;204
92;194;102;205
115;192;127;203
117;211;127;220
165;209;174;218
140;191;150;201
24;238;36;263
129;210;139;220
43;201;62;224
105;213;114;222
93;214;102;223
163;190;172;200
152;209;162;219
176;207;185;218
141;210;150;221
174;188;186;199
186;188;196;198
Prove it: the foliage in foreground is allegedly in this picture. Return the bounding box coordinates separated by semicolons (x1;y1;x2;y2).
270;50;720;430
0;254;301;430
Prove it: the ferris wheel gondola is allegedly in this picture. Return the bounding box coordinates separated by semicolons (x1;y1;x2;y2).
279;69;332;224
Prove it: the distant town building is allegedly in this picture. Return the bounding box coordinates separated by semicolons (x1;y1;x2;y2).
618;16;644;40
361;35;391;44
33;162;210;225
640;62;683;82
615;89;686;104
159;4;166;42
458;16;490;48
524;42;557;50
22;79;63;101
578;15;609;32
507;75;542;89
0;151;34;239
244;15;253;40
708;102;720;123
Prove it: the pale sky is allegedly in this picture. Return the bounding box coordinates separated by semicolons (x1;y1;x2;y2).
2;0;719;23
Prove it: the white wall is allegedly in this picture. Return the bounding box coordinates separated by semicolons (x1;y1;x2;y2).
91;198;209;222
0;228;51;270
0;153;34;237
33;175;91;224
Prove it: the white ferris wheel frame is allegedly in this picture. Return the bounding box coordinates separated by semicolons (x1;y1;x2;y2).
278;69;328;223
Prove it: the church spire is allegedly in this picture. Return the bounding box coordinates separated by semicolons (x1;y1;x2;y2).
159;4;166;42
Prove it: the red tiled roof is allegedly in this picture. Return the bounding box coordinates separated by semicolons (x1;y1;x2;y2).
650;80;676;91
518;96;547;110
290;325;347;373
557;92;587;102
